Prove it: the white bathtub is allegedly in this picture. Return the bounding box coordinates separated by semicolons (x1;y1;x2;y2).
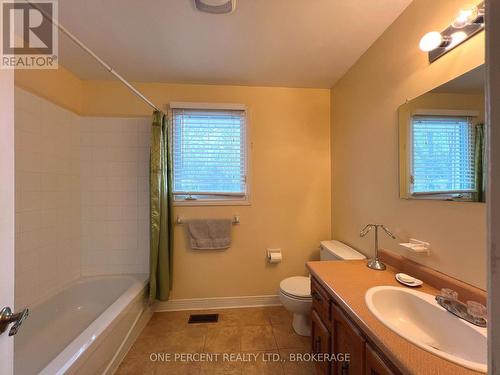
15;274;150;375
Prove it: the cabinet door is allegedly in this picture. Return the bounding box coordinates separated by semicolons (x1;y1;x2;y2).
365;344;396;375
332;304;365;375
312;309;331;375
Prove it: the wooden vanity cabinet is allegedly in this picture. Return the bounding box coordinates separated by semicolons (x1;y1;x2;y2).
310;277;402;375
331;304;365;375
365;344;396;375
312;309;332;374
311;277;331;323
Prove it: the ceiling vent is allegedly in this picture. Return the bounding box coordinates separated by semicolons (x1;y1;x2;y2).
194;0;236;14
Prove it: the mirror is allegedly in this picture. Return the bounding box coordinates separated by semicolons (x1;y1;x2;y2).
399;65;485;202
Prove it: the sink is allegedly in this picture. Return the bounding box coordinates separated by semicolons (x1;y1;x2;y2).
365;286;487;373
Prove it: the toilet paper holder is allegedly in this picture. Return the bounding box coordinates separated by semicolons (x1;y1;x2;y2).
267;248;282;263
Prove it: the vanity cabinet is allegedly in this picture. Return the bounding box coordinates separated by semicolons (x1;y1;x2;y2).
365;344;396;375
312;277;331;323
332;304;365;375
311;277;402;375
312;309;332;374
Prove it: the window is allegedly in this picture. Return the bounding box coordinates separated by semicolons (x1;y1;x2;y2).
410;115;476;198
172;106;248;205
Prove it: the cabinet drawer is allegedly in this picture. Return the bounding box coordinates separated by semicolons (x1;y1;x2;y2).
311;278;331;324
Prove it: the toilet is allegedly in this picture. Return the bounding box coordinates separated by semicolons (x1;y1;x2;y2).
279;240;366;336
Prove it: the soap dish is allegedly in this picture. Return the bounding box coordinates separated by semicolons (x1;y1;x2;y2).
395;273;423;287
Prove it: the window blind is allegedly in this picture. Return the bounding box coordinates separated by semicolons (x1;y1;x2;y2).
411;115;476;194
172;108;247;199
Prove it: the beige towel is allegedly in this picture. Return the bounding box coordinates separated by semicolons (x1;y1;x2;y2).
185;219;232;250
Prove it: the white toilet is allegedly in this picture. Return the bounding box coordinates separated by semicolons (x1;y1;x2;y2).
279;240;366;336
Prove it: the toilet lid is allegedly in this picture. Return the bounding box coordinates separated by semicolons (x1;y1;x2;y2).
280;276;310;298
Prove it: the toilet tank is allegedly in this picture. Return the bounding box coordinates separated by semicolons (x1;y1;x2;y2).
320;240;366;261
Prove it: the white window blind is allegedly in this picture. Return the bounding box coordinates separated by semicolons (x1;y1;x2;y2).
172;108;247;202
411;115;476;195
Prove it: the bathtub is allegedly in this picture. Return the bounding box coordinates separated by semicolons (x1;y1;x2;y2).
15;274;150;375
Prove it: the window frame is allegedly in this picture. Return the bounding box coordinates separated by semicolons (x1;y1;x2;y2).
169;102;251;207
401;109;480;201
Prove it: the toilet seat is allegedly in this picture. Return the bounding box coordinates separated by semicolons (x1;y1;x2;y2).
279;276;311;299
280;290;312;301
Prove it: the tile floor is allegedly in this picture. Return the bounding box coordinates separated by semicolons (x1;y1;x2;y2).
116;306;315;374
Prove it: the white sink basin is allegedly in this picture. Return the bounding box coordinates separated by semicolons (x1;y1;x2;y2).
365;286;487;373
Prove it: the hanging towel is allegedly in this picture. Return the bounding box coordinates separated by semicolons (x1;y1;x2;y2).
185;219;232;250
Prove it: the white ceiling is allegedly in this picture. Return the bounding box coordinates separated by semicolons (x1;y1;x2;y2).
58;0;412;88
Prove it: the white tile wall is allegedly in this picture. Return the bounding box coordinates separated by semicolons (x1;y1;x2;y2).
80;117;150;276
15;88;151;308
15;88;81;309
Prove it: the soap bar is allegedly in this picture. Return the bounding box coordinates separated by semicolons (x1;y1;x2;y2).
398;273;415;283
395;273;423;287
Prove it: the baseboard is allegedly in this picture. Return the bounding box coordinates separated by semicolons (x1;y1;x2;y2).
155;294;282;312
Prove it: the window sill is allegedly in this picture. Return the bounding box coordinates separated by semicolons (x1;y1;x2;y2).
173;199;251;207
404;193;479;202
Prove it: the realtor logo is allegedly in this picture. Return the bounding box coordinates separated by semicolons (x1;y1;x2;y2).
1;0;58;69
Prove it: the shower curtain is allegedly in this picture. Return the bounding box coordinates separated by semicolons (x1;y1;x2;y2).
149;110;173;301
474;123;485;203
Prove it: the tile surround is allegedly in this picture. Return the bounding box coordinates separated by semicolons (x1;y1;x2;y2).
15;87;151;308
80;115;150;276
15;88;81;309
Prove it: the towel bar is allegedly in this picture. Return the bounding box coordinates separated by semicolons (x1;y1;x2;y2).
176;215;240;225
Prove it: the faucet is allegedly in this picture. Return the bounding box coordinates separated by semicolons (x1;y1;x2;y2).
360;224;396;271
435;288;487;328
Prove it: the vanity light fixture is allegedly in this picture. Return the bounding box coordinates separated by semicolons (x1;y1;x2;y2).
419;1;484;63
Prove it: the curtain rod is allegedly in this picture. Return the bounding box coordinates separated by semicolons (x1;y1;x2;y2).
27;1;160;112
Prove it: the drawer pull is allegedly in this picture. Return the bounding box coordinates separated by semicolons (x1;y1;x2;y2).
312;291;323;302
341;360;350;375
314;336;322;352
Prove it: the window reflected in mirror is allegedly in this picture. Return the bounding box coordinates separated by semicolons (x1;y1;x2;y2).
399;65;485;202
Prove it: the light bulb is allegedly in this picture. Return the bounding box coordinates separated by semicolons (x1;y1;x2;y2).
419;31;444;52
451;7;478;28
448;31;468;48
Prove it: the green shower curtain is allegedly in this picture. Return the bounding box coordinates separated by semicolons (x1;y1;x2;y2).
474;123;485;203
149;110;173;301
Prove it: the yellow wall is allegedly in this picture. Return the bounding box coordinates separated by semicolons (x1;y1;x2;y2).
399;92;485;124
331;0;486;288
15;70;331;299
15;65;84;114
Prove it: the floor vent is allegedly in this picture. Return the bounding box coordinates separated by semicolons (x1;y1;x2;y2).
188;313;219;324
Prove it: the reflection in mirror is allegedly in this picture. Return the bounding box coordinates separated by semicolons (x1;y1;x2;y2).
399;65;485;202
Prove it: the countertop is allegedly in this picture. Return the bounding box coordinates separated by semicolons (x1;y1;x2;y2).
306;260;484;375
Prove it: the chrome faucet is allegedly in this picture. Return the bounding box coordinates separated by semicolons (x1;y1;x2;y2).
435;288;487;328
360;224;396;271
